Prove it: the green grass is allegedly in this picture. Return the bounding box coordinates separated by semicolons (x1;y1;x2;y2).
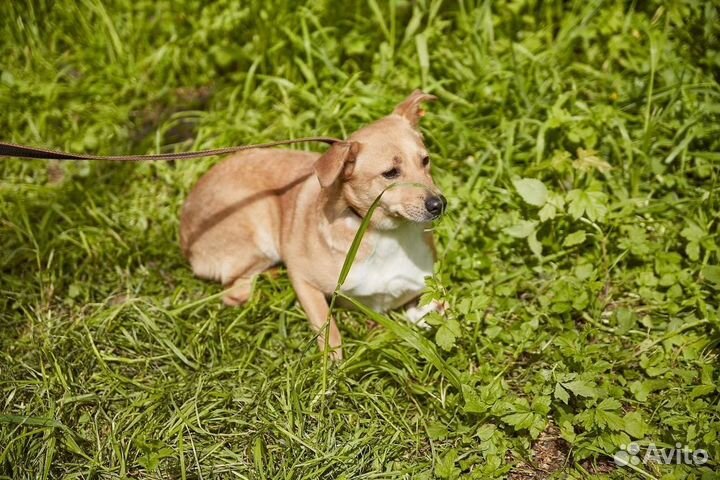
1;0;719;478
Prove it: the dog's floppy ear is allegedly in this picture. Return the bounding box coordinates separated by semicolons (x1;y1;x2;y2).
314;141;359;188
393;90;437;128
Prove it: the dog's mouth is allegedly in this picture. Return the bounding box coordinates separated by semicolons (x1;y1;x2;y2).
383;193;447;223
386;204;444;223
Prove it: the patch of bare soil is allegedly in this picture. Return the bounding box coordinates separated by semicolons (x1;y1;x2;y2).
508;423;571;479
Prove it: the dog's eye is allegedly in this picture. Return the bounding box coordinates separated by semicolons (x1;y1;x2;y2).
382;167;400;179
422;156;430;167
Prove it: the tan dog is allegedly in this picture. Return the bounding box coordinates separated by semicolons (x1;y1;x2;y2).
180;91;446;360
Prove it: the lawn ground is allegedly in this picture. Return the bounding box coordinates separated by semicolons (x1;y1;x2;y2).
1;1;719;478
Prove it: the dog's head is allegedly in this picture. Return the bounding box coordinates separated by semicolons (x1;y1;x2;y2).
314;90;446;229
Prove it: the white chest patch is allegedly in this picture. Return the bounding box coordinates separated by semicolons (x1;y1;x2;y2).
340;224;434;312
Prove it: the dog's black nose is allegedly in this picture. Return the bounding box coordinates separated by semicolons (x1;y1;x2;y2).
425;195;447;217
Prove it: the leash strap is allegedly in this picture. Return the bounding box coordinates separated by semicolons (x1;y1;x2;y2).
0;136;342;162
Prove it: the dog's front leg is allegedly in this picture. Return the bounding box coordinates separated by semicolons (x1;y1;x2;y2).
291;278;343;361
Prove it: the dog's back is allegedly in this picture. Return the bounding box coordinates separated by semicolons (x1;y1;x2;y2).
180;148;318;284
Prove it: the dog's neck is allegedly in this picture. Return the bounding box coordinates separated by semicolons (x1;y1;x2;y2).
347;205;364;221
318;184;358;223
316;184;372;252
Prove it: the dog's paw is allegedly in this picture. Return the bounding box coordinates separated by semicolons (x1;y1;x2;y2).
327;346;343;362
405;300;450;329
405;302;434;329
433;299;450;316
222;278;253;306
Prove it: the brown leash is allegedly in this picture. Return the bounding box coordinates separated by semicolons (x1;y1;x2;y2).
0;136;342;161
